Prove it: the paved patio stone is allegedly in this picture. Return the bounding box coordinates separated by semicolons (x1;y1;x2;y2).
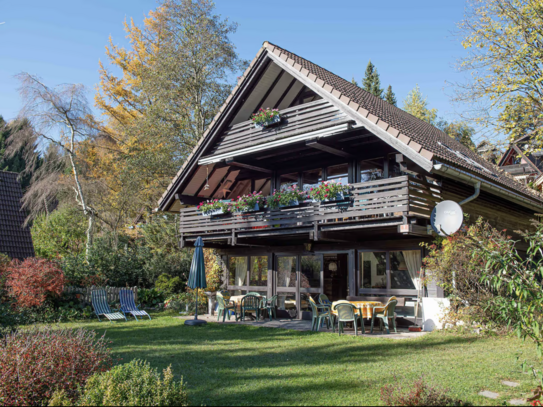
478;391;500;399
509;399;525;405
177;315;429;339
501;380;520;388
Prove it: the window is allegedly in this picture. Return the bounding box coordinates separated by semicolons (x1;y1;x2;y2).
359;250;421;293
250;256;268;286
302;168;322;191
280;173;298;190
360;252;387;289
359;160;383;182
300;255;321;289
277;256;296;288
327;163;349;184
229;257;248;295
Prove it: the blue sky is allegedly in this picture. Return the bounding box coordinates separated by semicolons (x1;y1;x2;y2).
0;0;468;126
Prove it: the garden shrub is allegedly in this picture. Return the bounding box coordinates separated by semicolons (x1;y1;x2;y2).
155;274;185;295
138;288;165;308
74;359;188;406
380;377;469;406
0;327;112;406
6;258;65;309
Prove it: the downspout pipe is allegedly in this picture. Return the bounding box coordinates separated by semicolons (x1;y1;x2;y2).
433;162;543;212
459;181;481;206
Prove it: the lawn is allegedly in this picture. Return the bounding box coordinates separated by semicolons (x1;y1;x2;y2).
60;315;538;406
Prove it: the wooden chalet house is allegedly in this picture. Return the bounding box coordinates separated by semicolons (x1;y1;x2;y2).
498;135;543;190
158;42;543;321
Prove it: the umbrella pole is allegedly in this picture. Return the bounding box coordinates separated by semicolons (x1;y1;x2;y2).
194;290;198;321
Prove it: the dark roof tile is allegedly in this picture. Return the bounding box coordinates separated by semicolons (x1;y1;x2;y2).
0;171;35;259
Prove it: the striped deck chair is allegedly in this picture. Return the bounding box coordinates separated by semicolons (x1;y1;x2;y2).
91;289;126;322
119;289;151;321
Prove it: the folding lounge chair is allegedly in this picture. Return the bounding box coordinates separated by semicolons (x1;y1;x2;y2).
91;289;127;322
119;289;151;321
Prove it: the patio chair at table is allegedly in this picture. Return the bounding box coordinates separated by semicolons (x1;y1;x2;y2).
91;289;126;323
318;294;332;311
308;296;331;332
239;295;260;321
247;292;262;296
370;298;398;334
333;302;362;336
119;289;151;321
217;292;236;323
260;295;278;321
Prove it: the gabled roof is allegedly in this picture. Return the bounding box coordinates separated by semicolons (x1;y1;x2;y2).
0;171;35;259
158;41;543;211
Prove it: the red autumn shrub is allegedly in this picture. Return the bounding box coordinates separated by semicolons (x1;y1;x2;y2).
0;327;113;406
6;258;65;308
380;377;469;406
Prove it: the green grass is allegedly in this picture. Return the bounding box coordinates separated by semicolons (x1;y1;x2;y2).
58;315;538;406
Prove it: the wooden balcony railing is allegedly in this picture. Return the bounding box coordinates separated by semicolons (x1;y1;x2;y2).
206;99;351;158
178;176;441;243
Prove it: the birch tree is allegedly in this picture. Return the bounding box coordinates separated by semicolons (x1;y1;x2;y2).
8;74;97;259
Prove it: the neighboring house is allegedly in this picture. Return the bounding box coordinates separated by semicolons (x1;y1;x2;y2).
0;171;34;259
498;135;543;190
157;42;543;321
476;140;501;164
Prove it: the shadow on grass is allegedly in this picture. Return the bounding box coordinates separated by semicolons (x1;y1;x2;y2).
82;319;480;406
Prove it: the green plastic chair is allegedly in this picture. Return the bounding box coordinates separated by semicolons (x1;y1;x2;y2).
371;299;398;334
308;296;331;332
333;302;362;336
216;292;236;323
246;292;262;296
260;295;278;321
318;294;332;311
239;295;260;321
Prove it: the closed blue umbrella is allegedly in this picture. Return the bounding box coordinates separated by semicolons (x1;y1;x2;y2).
185;237;207;326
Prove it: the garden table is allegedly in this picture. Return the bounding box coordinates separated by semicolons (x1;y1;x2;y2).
330;301;383;320
230;294;264;320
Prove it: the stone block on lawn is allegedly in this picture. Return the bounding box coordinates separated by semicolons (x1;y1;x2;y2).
501;380;520;388
509;399;525;406
479;391;500;399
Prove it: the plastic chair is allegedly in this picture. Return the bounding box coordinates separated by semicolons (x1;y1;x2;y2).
333;302;362;336
216;292;236;323
260;295;278;321
91;289;126;322
318;294;332;313
246;292;262;296
371;299;398;334
308;296;331;332
239;295;260;321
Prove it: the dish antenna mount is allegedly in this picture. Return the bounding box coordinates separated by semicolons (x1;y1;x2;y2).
431;200;463;236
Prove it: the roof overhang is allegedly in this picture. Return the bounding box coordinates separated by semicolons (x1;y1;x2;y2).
433;162;543;212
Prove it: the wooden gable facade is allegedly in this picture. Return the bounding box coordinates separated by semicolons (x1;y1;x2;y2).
158;42;543;320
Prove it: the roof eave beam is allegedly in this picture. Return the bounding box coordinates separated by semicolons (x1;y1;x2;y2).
224;158;273;174
305;140;356;159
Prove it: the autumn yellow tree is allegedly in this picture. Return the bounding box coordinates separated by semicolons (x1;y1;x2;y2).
88;0;247;229
454;0;543;150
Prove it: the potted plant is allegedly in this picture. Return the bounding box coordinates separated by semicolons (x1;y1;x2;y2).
267;186;308;210
235;191;266;213
251;108;282;129
197;200;233;216
308;181;351;202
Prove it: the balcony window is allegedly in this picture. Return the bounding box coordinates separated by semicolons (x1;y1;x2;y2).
302;168;322;192
359;160;383;182
360;252;387;290
327;163;349;184
280;173;298;190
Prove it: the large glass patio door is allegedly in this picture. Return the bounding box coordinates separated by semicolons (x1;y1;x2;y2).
274;254;324;319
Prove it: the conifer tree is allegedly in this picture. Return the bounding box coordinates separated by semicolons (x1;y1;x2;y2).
384;85;397;106
351;77;358;86
362;61;383;98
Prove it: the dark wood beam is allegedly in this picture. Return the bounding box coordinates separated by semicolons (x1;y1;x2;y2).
252;69;285;115
274;78;296;109
174;194;206;206
225;158;273;174
318;231;354;242
306;140;357;159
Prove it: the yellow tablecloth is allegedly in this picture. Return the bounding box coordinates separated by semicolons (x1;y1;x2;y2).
330;301;383;320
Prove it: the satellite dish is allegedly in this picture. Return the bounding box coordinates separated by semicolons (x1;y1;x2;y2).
431;200;463;236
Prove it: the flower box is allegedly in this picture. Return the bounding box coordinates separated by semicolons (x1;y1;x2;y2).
254;114;281;129
239;203;261;213
279;199;299;209
308;181;351;203
251;108;282;129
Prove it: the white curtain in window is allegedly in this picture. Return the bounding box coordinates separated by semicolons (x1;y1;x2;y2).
234;258;247;287
402;251;422;290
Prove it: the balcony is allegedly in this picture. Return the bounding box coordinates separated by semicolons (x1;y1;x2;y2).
178;176;440;245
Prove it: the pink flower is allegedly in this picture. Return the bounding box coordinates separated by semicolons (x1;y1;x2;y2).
324;194;328;198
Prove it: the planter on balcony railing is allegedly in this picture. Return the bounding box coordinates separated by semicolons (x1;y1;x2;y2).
251;108;282;130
